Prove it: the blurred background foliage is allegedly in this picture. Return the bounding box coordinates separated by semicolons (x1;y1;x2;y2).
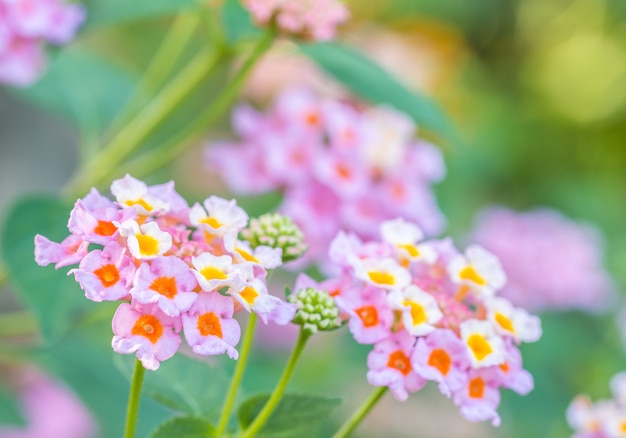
1;0;626;437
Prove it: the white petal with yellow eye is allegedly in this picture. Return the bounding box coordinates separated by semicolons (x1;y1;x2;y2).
460;319;505;368
352;257;411;290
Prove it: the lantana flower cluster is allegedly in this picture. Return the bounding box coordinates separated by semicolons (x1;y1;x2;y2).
0;0;85;86
567;372;626;438
208;88;446;267
34;175;297;370
317;218;542;426
470;207;616;313
242;0;349;41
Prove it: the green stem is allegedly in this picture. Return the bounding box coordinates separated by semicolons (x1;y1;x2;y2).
64;47;222;197
241;328;311;438
107;12;201;135
123;359;146;438
122;30;275;179
332;386;388;438
216;313;258;436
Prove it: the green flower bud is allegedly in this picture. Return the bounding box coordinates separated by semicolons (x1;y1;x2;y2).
241;213;307;263
288;287;341;335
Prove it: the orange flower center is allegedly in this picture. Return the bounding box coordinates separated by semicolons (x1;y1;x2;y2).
94;264;120;288
468;377;485;399
387;350;412;376
355;305;379;327
94;220;117;236
131;315;163;344
150;276;178;299
197;312;223;338
428;349;451;376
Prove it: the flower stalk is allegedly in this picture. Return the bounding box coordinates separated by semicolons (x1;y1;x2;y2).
332;386;388;438
123;359;146;438
241;328;311;438
216;313;258;436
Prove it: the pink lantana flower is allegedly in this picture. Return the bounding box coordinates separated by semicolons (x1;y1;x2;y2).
70;242;135;302
485;297;542;344
336;285;394;344
110;174;169;216
34;234;89;269
231;278;297;325
460;319;506;369
112;302;181;371
366;331;426;401
67;198;131;245
453;368;501;426
388;285;442;336
189;196;248;238
116;220;172;260
191;252;247;293
182;291;240;359
412;329;469;397
130;256;198;317
491;343;534;395
243;0;349;41
448;245;507;299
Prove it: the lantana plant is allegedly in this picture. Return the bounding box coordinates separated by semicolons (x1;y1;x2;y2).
32;175;542;437
0;0;576;437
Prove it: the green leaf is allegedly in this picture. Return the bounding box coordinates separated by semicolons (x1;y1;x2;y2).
221;0;260;43
35;322;171;438
114;353;232;420
18;49;136;136
84;0;200;27
0;384;25;426
300;42;458;145
1;195;98;343
238;393;341;437
150;416;216;438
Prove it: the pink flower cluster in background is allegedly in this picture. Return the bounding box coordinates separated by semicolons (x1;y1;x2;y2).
0;368;96;438
311;218;541;426
34;175;296;370
567;372;626;438
470;207;616;313
207;88;446;268
243;0;349;41
0;0;84;86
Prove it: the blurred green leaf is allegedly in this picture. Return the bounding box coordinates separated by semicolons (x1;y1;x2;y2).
1;196;97;343
84;0;200;27
238;393;341;437
300;42;458;146
149;416;216;438
0;384;24;426
18;49;136;136
35;322;171;438
114;353;232;420
221;0;260;43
